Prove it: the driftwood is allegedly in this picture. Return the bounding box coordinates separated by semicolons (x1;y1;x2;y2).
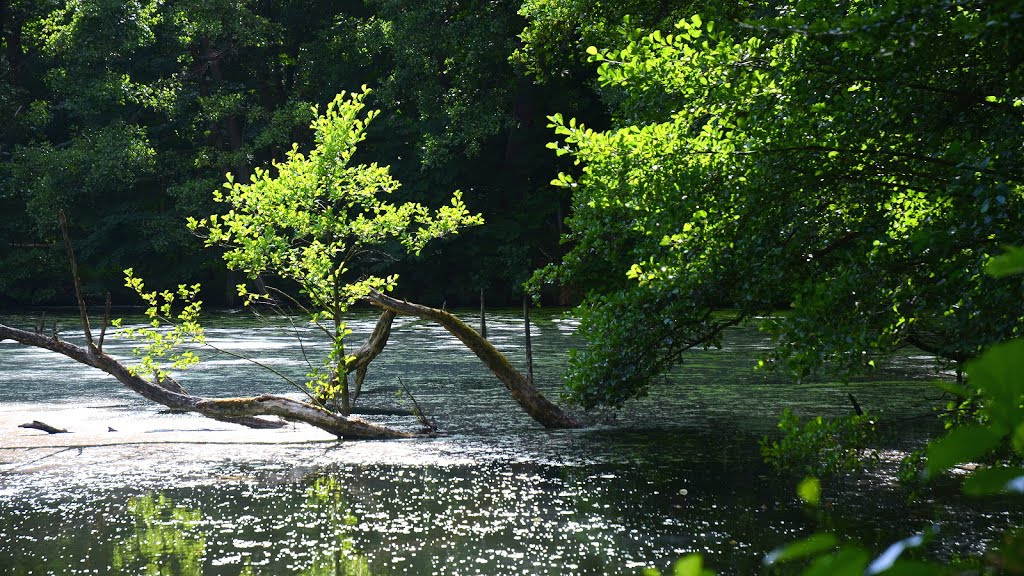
349;309;397;403
19;421;68;434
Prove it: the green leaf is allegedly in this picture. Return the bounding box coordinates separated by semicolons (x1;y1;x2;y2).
797;476;821;505
926;425;1004;476
962;467;1024;495
672;554;713;576
763;532;837;565
985;246;1024;277
968;339;1024;429
929;380;970;399
804;546;869;576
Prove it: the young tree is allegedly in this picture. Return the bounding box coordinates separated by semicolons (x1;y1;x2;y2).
188;87;483;414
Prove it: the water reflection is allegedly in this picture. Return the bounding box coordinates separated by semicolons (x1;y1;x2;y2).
113;494;205;575
103;482;377;576
300;475;373;576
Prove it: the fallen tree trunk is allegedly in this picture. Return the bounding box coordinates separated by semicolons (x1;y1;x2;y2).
0;211;414;440
363;289;581;429
0;323;413;439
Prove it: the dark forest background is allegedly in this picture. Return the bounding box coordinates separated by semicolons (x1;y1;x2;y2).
0;0;706;308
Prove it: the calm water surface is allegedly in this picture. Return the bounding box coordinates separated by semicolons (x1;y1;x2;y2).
0;309;1017;575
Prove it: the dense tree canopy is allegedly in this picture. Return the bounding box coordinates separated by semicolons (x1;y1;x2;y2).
534;0;1024;407
4;2;1024;572
0;0;583;307
2;0;1022;418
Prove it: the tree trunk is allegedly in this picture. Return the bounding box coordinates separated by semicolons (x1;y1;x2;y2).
363;289;580;429
350;309;397;403
479;288;487;339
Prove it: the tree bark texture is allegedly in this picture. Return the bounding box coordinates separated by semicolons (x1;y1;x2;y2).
363;289;580;429
350;309;397;403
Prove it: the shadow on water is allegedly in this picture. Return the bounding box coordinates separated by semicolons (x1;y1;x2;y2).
0;309;1018;574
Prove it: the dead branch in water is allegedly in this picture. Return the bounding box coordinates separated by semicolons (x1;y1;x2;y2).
19;421;68;434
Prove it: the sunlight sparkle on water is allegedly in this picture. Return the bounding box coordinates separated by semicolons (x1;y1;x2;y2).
0;310;1014;574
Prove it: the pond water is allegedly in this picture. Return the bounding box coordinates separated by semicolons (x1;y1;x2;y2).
0;309;1017;575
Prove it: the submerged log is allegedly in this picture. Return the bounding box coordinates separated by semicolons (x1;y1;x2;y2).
19;420;68;434
195;395;411;439
363;289;580;429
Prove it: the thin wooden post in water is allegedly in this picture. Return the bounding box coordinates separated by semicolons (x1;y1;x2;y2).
523;294;534;385
480;288;487;339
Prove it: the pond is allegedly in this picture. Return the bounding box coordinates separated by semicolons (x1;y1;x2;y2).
0;308;1016;575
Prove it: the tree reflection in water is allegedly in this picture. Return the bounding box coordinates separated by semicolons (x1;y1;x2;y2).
300;475;373;576
113;494;204;575
111;481;373;576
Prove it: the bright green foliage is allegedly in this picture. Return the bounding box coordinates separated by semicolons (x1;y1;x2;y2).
925;423;1005;476
760;409;878;475
642;553;715;576
514;0;753;82
796;476;821;506
986;246;1024;278
535;0;1024;408
924;337;1024;488
113;268;205;384
764;533;838;566
188;88;482;409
